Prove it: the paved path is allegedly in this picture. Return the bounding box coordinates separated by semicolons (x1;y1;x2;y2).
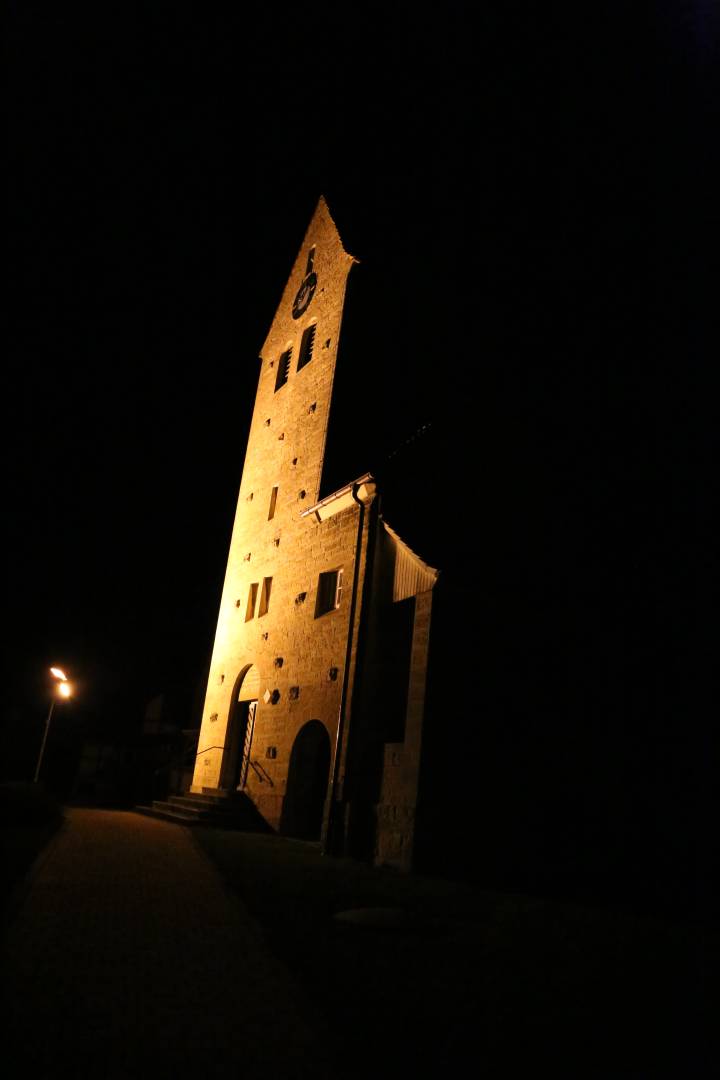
2;809;331;1078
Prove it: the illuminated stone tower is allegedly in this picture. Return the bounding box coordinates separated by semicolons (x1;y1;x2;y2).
189;197;437;867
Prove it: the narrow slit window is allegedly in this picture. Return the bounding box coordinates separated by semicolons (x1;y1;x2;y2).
296;323;316;372
268;486;278;520
274;348;292;392
258;576;272;617
315;569;343;617
245;582;259;622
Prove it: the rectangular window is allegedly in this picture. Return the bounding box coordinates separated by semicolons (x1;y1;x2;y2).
245;582;259;622
315;568;343;617
268;486;278;520
296;323;316;372
258;576;272;617
274;348;292;392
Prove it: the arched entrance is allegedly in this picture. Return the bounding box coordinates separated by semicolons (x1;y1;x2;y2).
281;720;331;839
220;664;260;791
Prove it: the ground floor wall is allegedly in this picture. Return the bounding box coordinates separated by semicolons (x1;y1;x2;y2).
373;589;434;871
190;501;371;839
190;658;345;835
188;500;434;861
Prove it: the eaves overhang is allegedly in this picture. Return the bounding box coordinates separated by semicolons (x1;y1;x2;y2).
381;519;439;600
300;473;376;523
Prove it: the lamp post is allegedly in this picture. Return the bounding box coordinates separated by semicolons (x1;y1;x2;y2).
34;667;72;784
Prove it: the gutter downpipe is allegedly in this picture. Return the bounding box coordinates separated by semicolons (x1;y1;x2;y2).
322;480;368;856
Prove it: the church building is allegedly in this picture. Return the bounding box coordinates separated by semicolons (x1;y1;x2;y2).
189;197;437;869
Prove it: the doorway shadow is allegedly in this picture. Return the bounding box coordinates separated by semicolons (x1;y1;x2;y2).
280;721;330;840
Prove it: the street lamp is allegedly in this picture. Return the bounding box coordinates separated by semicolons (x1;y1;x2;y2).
34;667;73;784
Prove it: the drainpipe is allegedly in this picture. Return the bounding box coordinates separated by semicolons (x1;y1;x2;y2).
323;481;368;856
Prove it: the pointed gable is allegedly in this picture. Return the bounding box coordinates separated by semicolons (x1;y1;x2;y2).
261;196;355;360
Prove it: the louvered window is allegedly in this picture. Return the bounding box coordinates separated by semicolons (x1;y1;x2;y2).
296;323;316;372
275;348;292;391
258;576;272;617
245;583;259;622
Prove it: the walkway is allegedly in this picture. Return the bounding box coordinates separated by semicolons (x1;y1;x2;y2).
2;809;331;1078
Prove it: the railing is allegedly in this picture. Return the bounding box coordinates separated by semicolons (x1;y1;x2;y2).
248;760;274;786
195;745;225;759
152;739;223;779
154;750;194;778
152;744;224;804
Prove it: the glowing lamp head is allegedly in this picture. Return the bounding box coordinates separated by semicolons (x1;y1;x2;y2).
58;681;72;699
50;667;68;681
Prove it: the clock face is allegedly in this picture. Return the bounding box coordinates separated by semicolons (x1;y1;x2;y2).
292;271;317;320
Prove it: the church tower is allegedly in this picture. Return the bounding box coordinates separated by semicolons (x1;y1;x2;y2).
188;197;438;866
190;198;367;832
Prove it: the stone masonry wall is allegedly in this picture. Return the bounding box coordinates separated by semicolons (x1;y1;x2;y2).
191;199;363;831
374;589;435;870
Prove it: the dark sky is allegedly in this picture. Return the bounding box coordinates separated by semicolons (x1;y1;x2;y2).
4;1;713;825
5;4;476;720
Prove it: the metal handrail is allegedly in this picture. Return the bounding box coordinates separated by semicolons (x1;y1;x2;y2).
249;759;274;787
154;751;194;777
153;744;223;778
195;745;224;758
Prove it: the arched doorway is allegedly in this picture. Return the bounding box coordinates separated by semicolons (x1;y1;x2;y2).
281;720;331;839
220;665;260;791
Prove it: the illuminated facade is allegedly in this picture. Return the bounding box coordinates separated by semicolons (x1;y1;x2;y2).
190;198;437;868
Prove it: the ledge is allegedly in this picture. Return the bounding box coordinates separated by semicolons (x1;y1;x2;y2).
300;473;376;523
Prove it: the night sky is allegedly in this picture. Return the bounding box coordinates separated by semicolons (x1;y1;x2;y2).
5;5;715;905
5;5;478;716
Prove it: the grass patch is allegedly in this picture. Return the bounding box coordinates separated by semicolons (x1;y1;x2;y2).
1;783;64;919
194;828;713;1076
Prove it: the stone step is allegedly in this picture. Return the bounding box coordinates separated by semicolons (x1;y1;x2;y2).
136;803;233;828
159;800;221;820
166;798;247;818
159;799;247;821
153;799;212;819
169;790;245;807
135;805;199;825
135;792;273;833
201;787;248;800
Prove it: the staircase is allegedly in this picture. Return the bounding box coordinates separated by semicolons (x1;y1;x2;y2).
135;788;272;831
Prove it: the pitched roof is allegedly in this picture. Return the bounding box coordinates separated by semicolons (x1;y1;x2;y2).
381;519;439;602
